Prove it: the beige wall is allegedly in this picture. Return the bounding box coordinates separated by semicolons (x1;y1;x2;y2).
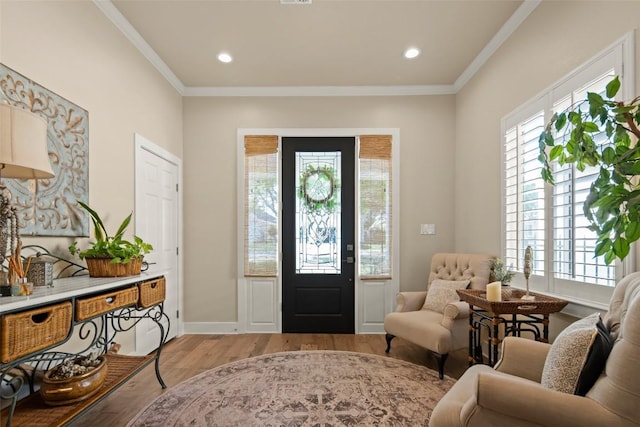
183;95;456;322
0;1;183;351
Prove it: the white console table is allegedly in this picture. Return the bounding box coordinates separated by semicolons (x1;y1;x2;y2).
0;273;168;427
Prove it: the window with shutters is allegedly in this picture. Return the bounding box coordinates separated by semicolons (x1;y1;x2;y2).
501;35;633;304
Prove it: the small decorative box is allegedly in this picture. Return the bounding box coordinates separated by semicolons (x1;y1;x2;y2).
26;257;54;287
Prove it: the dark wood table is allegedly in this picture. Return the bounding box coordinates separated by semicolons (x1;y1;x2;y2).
457;288;568;366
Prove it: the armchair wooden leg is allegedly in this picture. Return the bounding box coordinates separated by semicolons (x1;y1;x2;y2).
433;352;448;380
385;333;395;353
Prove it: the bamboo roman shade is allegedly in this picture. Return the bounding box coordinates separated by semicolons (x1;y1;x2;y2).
244;135;278;157
359;135;392;160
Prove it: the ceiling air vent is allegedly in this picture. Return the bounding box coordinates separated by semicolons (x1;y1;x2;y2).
280;0;312;4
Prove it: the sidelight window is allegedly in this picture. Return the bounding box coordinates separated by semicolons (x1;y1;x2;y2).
359;135;393;279
244;135;279;277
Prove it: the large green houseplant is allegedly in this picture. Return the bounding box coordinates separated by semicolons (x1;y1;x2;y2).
69;201;153;277
538;76;640;264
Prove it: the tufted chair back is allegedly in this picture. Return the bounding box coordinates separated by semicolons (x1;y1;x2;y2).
589;271;640;422
427;253;495;290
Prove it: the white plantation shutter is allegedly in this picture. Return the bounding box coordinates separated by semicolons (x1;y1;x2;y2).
551;72;616;286
504;109;546;275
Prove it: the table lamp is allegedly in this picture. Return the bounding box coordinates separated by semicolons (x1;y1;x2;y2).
0;102;54;268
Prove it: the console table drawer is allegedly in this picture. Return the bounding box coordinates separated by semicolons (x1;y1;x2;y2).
1;302;73;363
75;286;139;321
138;277;166;308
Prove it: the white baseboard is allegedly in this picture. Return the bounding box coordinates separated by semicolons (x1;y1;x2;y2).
358;324;386;334
183;322;387;335
246;325;279;333
183;322;240;334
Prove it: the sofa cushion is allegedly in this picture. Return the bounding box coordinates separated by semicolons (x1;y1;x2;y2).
384;310;453;353
422;279;470;313
541;312;611;395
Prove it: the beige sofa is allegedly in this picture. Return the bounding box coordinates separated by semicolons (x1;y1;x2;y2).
430;271;640;427
384;253;495;379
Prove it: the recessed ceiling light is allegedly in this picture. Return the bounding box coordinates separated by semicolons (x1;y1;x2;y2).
217;52;233;63
403;47;421;59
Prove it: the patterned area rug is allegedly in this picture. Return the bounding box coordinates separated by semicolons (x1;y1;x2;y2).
127;351;455;426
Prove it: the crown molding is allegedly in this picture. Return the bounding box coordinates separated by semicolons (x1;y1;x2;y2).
453;0;541;92
95;0;539;97
183;85;455;97
92;0;185;95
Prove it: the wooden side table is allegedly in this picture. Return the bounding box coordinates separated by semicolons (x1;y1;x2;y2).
457;288;568;366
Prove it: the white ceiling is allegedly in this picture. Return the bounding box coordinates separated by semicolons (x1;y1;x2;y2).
97;0;539;95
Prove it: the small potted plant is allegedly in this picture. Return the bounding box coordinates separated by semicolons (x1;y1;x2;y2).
69;201;153;277
491;258;515;299
40;352;107;406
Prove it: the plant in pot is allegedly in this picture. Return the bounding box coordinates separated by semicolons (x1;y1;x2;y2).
40;352;107;406
538;76;640;264
490;258;515;299
69;201;153;277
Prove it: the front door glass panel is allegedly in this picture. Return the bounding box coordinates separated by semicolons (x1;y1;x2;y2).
295;151;341;274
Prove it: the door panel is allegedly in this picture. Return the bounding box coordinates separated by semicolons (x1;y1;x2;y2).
282;137;355;333
135;143;179;353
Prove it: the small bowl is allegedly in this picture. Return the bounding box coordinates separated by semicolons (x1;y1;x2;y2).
40;356;107;406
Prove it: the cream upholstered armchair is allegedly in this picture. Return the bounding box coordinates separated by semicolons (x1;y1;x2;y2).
384;253;495;379
430;271;640;427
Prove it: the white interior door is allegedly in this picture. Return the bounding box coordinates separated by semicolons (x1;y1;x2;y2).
134;134;180;354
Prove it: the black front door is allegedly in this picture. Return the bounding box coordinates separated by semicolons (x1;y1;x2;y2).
282;137;355;333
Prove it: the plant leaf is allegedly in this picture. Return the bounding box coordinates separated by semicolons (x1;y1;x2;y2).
541;167;554;184
545;131;555;146
613;236;630;260
583;122;600;132
549;145;563;161
594;238;611;257
554;113;567;131
604;249;616;265
625;221;640;243
606;76;621;98
78;201;107;241
114;212;133;240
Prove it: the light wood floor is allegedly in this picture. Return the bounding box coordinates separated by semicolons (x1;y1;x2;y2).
68;334;469;427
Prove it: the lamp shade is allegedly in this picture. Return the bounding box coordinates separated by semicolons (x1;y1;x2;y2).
0;103;54;179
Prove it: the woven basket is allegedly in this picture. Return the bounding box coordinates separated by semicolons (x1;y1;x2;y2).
85;257;142;278
138;277;166;308
75;286;139;322
0;302;72;363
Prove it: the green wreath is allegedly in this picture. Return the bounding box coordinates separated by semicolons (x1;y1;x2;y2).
297;166;339;212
